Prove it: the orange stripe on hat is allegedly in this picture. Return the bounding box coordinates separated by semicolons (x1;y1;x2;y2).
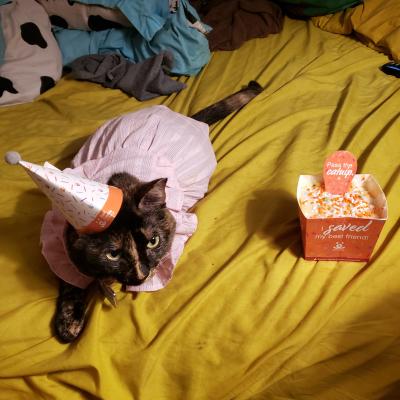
78;185;123;234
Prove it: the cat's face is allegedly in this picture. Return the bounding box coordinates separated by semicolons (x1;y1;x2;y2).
65;173;176;286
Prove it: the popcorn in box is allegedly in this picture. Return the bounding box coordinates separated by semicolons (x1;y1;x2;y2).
297;151;388;261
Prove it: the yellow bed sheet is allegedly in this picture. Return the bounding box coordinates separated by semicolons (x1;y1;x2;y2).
1;17;400;400
312;0;400;62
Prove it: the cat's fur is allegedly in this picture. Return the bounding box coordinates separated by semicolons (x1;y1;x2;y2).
55;81;262;343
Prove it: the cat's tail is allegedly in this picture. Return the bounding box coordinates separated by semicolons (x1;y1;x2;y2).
190;80;263;125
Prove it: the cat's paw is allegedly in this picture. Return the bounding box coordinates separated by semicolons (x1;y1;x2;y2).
54;301;86;343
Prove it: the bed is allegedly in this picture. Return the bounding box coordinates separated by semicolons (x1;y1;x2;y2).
1;3;400;399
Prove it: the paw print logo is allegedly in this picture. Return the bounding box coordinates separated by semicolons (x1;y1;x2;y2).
333;241;345;251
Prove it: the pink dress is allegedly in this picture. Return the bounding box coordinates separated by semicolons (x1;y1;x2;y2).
40;105;217;291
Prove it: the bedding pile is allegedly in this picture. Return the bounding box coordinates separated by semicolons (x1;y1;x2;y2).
1;5;400;400
0;0;210;106
49;0;211;75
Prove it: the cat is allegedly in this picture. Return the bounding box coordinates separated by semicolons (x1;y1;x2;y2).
54;81;263;343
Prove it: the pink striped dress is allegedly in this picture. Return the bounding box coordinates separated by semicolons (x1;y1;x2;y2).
40;105;217;291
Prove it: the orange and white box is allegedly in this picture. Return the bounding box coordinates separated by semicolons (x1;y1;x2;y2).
297;174;388;262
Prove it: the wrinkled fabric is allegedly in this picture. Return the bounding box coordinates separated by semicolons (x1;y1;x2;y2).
72;0;170;41
54;0;211;75
35;0;132;31
312;0;400;62
70;52;186;100
192;0;283;51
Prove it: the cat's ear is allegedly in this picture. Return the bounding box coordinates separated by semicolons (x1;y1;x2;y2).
137;178;167;211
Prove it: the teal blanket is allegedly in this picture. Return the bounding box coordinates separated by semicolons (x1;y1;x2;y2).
76;0;170;41
54;0;210;76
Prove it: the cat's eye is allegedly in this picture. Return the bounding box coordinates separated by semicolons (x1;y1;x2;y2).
105;250;121;261
147;235;160;249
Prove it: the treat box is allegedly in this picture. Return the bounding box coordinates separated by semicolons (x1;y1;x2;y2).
297;174;388;262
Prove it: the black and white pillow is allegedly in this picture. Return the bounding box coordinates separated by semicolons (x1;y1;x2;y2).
34;0;131;31
0;0;62;106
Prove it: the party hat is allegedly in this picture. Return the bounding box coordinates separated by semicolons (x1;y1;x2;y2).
5;151;123;234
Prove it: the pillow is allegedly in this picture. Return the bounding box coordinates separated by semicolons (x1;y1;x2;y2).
312;0;400;62
0;0;62;106
35;0;131;31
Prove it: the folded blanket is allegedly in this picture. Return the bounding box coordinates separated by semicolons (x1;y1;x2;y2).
192;0;283;51
70;52;186;100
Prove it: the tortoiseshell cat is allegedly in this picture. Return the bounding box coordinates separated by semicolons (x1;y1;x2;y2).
55;81;262;343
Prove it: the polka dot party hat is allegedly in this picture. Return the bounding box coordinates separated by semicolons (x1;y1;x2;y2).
5;151;123;234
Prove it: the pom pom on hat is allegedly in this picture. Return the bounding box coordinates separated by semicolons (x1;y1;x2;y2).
4;151;21;165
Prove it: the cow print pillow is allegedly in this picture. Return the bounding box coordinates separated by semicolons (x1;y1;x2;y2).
0;0;62;106
35;0;131;31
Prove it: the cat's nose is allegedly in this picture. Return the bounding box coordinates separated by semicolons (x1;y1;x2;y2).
120;263;150;286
